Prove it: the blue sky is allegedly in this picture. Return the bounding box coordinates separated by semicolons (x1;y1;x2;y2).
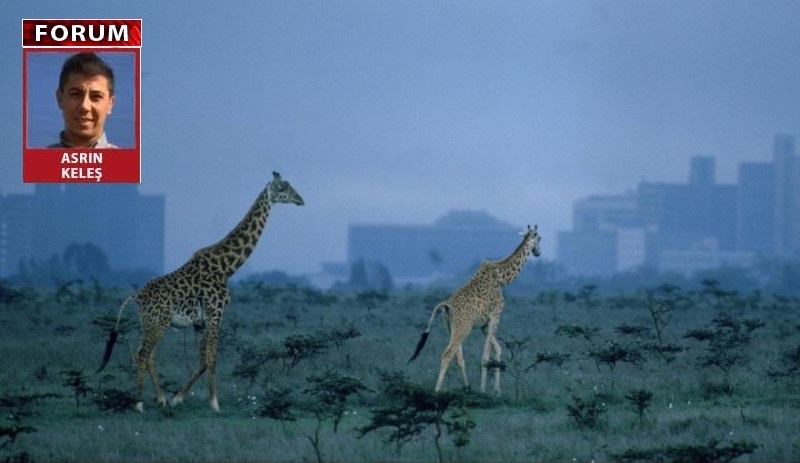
2;1;800;275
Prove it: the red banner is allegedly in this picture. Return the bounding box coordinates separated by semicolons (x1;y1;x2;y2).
23;149;140;183
22;19;142;48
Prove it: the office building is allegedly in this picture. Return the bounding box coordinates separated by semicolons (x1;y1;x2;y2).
0;184;164;278
555;137;800;277
348;210;522;281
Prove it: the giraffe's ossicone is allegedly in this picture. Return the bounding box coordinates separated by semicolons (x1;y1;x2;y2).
408;224;541;395
97;172;304;412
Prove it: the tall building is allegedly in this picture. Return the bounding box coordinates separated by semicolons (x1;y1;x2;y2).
556;152;764;277
773;134;800;257
348;210;522;281
0;184;164;278
639;156;737;252
737;162;774;255
556;192;645;277
0;193;34;278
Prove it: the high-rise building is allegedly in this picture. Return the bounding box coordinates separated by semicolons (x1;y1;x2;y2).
556;150;771;276
0;185;164;277
737;162;774;255
773;134;799;257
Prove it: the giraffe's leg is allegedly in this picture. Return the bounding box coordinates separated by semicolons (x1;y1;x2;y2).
134;343;148;412
455;343;469;387
480;317;501;394
480;335;492;393
135;324;168;412
436;341;459;392
489;335;503;395
170;331;209;408
172;289;227;412
204;289;228;412
146;348;168;407
204;326;221;412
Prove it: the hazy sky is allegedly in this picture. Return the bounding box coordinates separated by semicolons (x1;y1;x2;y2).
2;1;800;276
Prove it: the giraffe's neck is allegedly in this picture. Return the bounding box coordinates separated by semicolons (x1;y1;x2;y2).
198;187;273;279
492;233;535;286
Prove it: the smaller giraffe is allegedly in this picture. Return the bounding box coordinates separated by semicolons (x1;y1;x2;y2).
408;224;541;395
97;172;303;412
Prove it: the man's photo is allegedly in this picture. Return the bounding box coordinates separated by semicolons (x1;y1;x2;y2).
26;51;135;149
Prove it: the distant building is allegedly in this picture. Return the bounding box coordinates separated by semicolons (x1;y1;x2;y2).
347;210;522;282
773;134;800;256
557;135;800;277
737;162;774;254
0;184;164;277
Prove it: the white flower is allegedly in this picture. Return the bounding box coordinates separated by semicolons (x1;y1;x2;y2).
97;425;104;431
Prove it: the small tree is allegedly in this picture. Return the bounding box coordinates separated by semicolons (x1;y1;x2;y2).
498;335;532;401
60;369;91;407
624;388;654;426
303;369;368;434
357;371;476;463
284;334;329;369
255;386;296;431
589;341;643;390
684;314;764;374
566;394;607;429
301;369;367;463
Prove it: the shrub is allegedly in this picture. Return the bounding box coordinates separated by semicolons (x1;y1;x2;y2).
684;313;764;375
566;394;607;429
357;370;476;463
60;369;91;408
624;388;654;426
94;388;137;413
611;438;759;463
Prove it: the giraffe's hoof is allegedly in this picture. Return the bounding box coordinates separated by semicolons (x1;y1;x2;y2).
170;395;183;407
135;401;144;413
210;397;220;412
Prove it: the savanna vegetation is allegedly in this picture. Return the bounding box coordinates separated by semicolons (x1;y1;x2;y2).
1;261;800;461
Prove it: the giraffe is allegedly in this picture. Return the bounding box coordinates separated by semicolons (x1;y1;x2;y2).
97;171;304;412
408;224;541;395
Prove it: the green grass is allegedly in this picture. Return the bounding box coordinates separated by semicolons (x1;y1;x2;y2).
1;283;799;461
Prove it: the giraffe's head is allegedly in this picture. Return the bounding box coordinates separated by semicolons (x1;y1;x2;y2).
268;171;305;206
522;224;542;257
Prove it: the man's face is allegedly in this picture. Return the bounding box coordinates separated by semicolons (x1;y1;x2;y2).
56;73;115;147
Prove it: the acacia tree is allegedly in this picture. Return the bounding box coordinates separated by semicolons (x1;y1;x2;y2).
301;369;368;463
357;371;476;463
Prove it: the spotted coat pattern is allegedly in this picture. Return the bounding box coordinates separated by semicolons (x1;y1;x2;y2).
100;172;303;412
411;225;541;395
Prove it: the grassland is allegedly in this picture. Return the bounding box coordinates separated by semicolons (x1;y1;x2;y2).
1;280;798;461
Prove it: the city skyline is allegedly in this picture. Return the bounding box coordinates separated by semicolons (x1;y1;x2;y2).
2;134;797;284
2;2;799;275
557;134;798;277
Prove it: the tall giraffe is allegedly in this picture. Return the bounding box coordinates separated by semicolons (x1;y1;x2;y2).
408;225;541;395
98;172;304;412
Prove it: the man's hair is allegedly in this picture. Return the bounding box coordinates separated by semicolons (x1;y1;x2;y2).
58;52;115;96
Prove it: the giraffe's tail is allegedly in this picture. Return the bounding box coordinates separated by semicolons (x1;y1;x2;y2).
408;303;447;364
97;293;136;374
